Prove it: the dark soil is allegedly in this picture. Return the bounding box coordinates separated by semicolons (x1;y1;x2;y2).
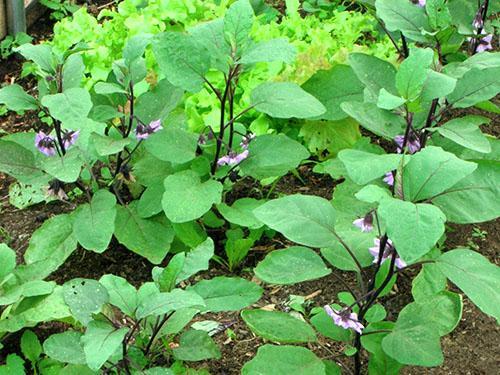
1;4;500;375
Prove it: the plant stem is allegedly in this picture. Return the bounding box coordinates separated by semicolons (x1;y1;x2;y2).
144;312;174;356
211;71;232;175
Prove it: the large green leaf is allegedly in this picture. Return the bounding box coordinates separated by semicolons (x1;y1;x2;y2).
447;67;500;108
20;330;42;362
242;345;325;375
162;170;222;223
41;148;85;183
99;274;138;317
302;65;364;120
239;134;309;179
114;203;174;264
62;54;85;91
241;310;317;343
89;133;131;156
15;43;55;72
240;38;296;65
0;84;38;112
153;32;210;92
254;246;331;284
437;249;500;320
135;289;205;319
378;197;446;263
338;150;403;185
320;230;375;271
177;237;214;282
190;276;262;312
395;48;433;100
189;19;229;72
310;309;352;342
63;279;109;326
0;244;16;280
73;190;116;253
432;160;500;223
81;321;128;371
253;195;337;248
435;116;491;153
223;0;254;50
43;332;86;365
375;0;430;42
402;146;477;201
348;53;397;97
146;127;198;164
251;82;326;119
217;198;265;229
172;330;221;361
41;88;92;123
134;79;184;124
0;140;43;184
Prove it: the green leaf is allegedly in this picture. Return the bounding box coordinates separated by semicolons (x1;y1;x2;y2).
0;244;16;280
114;203;174;264
172;330;221;361
217;198;265;229
21;214;77;280
162;170;223;223
0;84;38;111
348;53;397;97
310;309;352;341
377;89;406;110
223;0;254;50
241;310;317;343
0;354;25;375
0;140;43;184
16;43;55;72
320;231;375;271
81;321;129;371
254;246;331;284
338;150;402;185
157;253;185;292
365;304;387;323
99;274;138;317
378;197;446;263
302;65;364;121
177;237;215;282
135;79;184;124
63;278;109;325
94;82;127;95
153;32;210;92
395;48;433;100
90;133;131;156
375;0;430;42
253;194;337;248
41;88;92;123
62;54;85;91
341;102;405;139
251;82;326;119
412;263;447;301
435;116;491;153
432;160;500;223
20;330;42;362
43;332;86;365
437;249;500;320
240;38;296;65
426;0;452;29
448;67;500;108
190;276;262;312
239;134;309;179
135;289;205;319
137;182;164;218
73;190;116;253
403;146;477;201
145;127;199;164
242;345;325;375
41;148;84;183
420;71;457;102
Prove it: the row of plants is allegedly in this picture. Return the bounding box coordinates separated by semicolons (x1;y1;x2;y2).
0;0;499;374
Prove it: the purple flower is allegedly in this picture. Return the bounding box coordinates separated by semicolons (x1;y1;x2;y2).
394;132;421;154
240;133;256;149
324;305;364;334
35;131;57;156
61;129;79;150
353;213;374;233
416;0;426;7
369;238;407;269
217;150;249;166
383;171;394;187
135;119;163;140
476;34;493;53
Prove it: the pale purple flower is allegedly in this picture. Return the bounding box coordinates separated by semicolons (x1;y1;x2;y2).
383;171;394;187
369;238;407;269
353;213;374;233
476;34;493;53
35;131;57;156
135;119;163;140
394;132;420;154
240;133;256;149
324;305;364;334
416;0;426;7
61;129;79;150
217;150;249;166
